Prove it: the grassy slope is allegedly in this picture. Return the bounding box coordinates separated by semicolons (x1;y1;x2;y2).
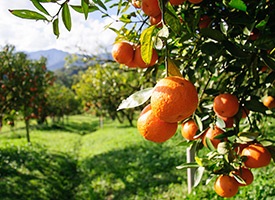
0;115;274;200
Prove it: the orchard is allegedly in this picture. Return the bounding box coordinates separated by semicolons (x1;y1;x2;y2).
9;0;275;198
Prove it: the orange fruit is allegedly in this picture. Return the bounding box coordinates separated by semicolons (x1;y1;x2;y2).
213;93;239;118
233;167;254;186
132;0;141;8
181;119;199;140
202;126;225;148
112;41;134;65
141;0;161;17
151;76;198;123
170;0;186;5
137;104;178;143
133;46;158;68
241;143;272;168
150;14;163;28
263;96;275;109
199;15;211;29
217;115;234;128
234;143;250;155
188;0;203;4
214;174;239;198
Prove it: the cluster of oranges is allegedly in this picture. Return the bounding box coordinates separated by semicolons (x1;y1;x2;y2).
180;92;273;197
112;41;158;68
137;76;198;143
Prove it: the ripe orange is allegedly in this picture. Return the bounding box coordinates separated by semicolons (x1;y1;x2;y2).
217;115;234;128
132;0;141;8
188;0;203;4
112;41;134;65
170;0;186;5
137;104;178;143
150;14;163;28
133;46;158;68
141;0;161;17
213;93;239;118
234;143;250;155
151;76;198;123
233;167;254;186
214;174;239;198
241;143;272;168
263;96;275;109
181;119;198;140
202;126;225;148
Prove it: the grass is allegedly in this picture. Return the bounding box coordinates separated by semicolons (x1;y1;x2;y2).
0;114;274;199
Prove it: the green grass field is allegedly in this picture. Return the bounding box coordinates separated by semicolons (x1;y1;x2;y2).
0;115;274;200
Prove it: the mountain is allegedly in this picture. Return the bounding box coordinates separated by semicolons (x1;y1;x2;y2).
27;49;113;71
27;49;70;71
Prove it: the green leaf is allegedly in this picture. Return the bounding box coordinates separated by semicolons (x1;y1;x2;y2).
140;26;156;65
232;173;246;185
245;97;268;113
9;9;48;21
201;42;223;56
52;18;59;38
216;117;226;129
176;162;199;170
228;0;247;12
262;54;275;71
200;28;225;42
255;16;269;30
31;0;50;16
217;142;230;155
62;3;72;31
164;5;181;34
81;0;89;19
223;41;249;58
205;137;216;151
71;5;99;13
94;0;107;11
194;166;205;187
238;132;259;142
119;14;131;23
117;87;154;110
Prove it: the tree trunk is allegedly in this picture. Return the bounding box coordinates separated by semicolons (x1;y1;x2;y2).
25;119;31;143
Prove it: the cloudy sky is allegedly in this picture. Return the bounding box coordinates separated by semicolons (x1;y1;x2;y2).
0;0;121;54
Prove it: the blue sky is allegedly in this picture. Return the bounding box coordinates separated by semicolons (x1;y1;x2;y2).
0;0;121;54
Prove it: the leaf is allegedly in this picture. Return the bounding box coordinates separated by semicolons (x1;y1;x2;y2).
262;54;275;71
205;137;216;151
119;14;131;23
117;88;153;110
71;5;99;13
81;0;89;19
194;114;203;132
167;58;182;77
31;0;50;15
223;41;249;58
200;28;225;42
232;173;246;185
238;132;259;142
52;18;59;38
194;166;205;187
140;26;156;65
9;9;48;21
217;142;230;155
228;0;247;12
62;3;72;31
255;16;270;30
164;5;181;34
157;25;169;38
176;162;199;170
201;42;222;56
245;97;268;113
216;117;226;129
94;0;107;11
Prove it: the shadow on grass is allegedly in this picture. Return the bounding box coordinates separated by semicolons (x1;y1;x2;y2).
0;144;80;200
37;121;99;135
77;143;186;200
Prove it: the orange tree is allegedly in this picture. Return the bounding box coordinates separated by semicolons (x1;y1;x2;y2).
10;0;275;197
0;45;55;142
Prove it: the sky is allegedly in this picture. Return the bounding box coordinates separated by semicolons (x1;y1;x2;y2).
0;0;122;54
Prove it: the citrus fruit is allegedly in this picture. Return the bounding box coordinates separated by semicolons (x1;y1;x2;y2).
137;104;178;143
133;46;158;68
233;167;254;186
141;0;161;17
150;14;162;28
170;0;186;5
263;96;275;109
202;126;225;148
241;143;272;168
214;175;239;198
217;114;234;128
188;0;203;4
199;15;211;29
112;41;134;65
151;76;198;123
181;119;199;140
132;0;141;8
213;93;239;118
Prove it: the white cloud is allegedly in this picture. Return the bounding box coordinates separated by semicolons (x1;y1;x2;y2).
0;0;121;54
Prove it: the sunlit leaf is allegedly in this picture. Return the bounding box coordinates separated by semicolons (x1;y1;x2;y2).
119;14;131;23
176;162;199;170
217;142;230;155
194;166;205;187
232;173;246;185
167;58;182;77
238;132;259;142
62;3;72;31
216;117;226;129
228;0;247;12
9;9;48;21
140;26;156;65
117;87;153;110
70;5;99;13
